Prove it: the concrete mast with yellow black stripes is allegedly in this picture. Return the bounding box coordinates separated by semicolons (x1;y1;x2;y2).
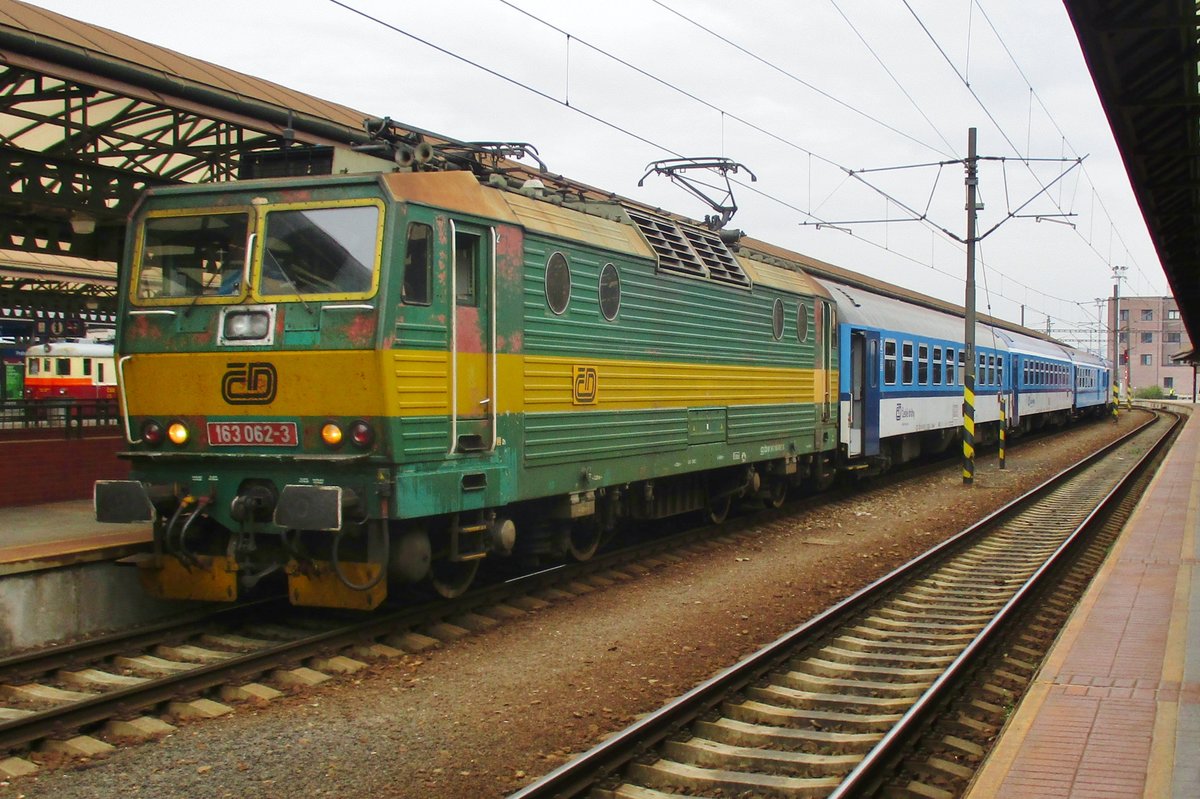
963;128;979;485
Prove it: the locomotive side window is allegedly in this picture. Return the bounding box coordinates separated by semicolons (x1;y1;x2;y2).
902;342;914;384
598;262;621;321
136;212;250;300
262;205;379;297
771;298;785;340
884;340;897;385
545;252;571;315
82;359;92;376
797;304;809;342
403;222;432;305
56;358;70;376
455;231;480;306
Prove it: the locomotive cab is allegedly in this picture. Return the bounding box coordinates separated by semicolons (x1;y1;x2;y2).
96;174;407;608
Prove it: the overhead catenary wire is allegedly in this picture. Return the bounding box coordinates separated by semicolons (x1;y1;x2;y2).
326;0;1151;332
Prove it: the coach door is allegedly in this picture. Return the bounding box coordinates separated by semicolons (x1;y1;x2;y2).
849;329;881;457
448;219;496;453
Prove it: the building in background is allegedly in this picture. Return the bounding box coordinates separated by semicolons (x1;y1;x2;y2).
1107;295;1193;398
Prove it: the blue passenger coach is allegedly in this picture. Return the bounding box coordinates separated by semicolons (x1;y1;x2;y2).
820;280;1007;471
820;278;1111;473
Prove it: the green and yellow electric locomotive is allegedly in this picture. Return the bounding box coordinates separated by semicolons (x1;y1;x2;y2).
96;166;838;609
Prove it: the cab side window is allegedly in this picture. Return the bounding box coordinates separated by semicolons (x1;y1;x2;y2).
403;222;432;305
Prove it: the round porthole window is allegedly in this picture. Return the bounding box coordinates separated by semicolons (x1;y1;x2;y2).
599;263;621;321
797;303;809;342
545;252;571;315
772;298;785;340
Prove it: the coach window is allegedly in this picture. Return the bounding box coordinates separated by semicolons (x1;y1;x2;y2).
946;348;956;385
902;342;914;384
869;339;878;388
771;298;785;340
933;347;943;385
545;252;571;314
998;359;1004;387
884;340;897;384
598;263;621;321
918;344;929;384
958;351;967;385
403;222;432;304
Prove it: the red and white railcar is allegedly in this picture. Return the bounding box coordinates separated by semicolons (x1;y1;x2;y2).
23;340;117;401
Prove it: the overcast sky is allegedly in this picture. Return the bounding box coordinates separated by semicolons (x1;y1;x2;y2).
31;0;1167;350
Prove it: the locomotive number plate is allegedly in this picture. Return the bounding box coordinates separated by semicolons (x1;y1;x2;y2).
207;421;298;447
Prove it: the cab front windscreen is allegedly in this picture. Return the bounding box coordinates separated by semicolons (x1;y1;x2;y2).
131;202;382;304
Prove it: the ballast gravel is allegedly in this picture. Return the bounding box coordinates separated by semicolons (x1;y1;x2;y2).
2;414;1145;799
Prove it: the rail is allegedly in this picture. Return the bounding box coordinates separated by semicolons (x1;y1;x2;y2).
508;410;1176;799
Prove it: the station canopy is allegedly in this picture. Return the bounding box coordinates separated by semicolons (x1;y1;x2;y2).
1065;0;1200;345
0;0;431;337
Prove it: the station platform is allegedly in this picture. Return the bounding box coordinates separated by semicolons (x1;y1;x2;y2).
966;409;1200;798
0;498;150;576
0;500;180;654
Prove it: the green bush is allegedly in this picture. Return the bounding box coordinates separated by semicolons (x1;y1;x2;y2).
1134;385;1165;399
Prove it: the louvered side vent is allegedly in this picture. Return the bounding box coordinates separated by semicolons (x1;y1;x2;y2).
680;225;751;288
624;208;707;278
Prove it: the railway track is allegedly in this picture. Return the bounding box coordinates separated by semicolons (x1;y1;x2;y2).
0;489;819;763
0;417;1143;773
509;409;1178;799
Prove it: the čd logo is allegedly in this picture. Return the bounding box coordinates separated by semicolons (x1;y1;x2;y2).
572;365;598;405
222;362;278;405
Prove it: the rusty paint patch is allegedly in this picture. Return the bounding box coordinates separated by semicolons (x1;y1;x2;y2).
129;314;166;345
454;307;484;354
279;189;315;203
341;313;377;347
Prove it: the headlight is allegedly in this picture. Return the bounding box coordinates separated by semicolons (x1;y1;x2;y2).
321;422;343;448
349;420;374;449
141;420;164;446
223;310;271;341
167;421;190;446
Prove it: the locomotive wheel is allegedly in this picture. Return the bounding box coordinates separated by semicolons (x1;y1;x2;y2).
566;521;602;562
705;493;732;525
765;479;788;509
429;557;480;599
